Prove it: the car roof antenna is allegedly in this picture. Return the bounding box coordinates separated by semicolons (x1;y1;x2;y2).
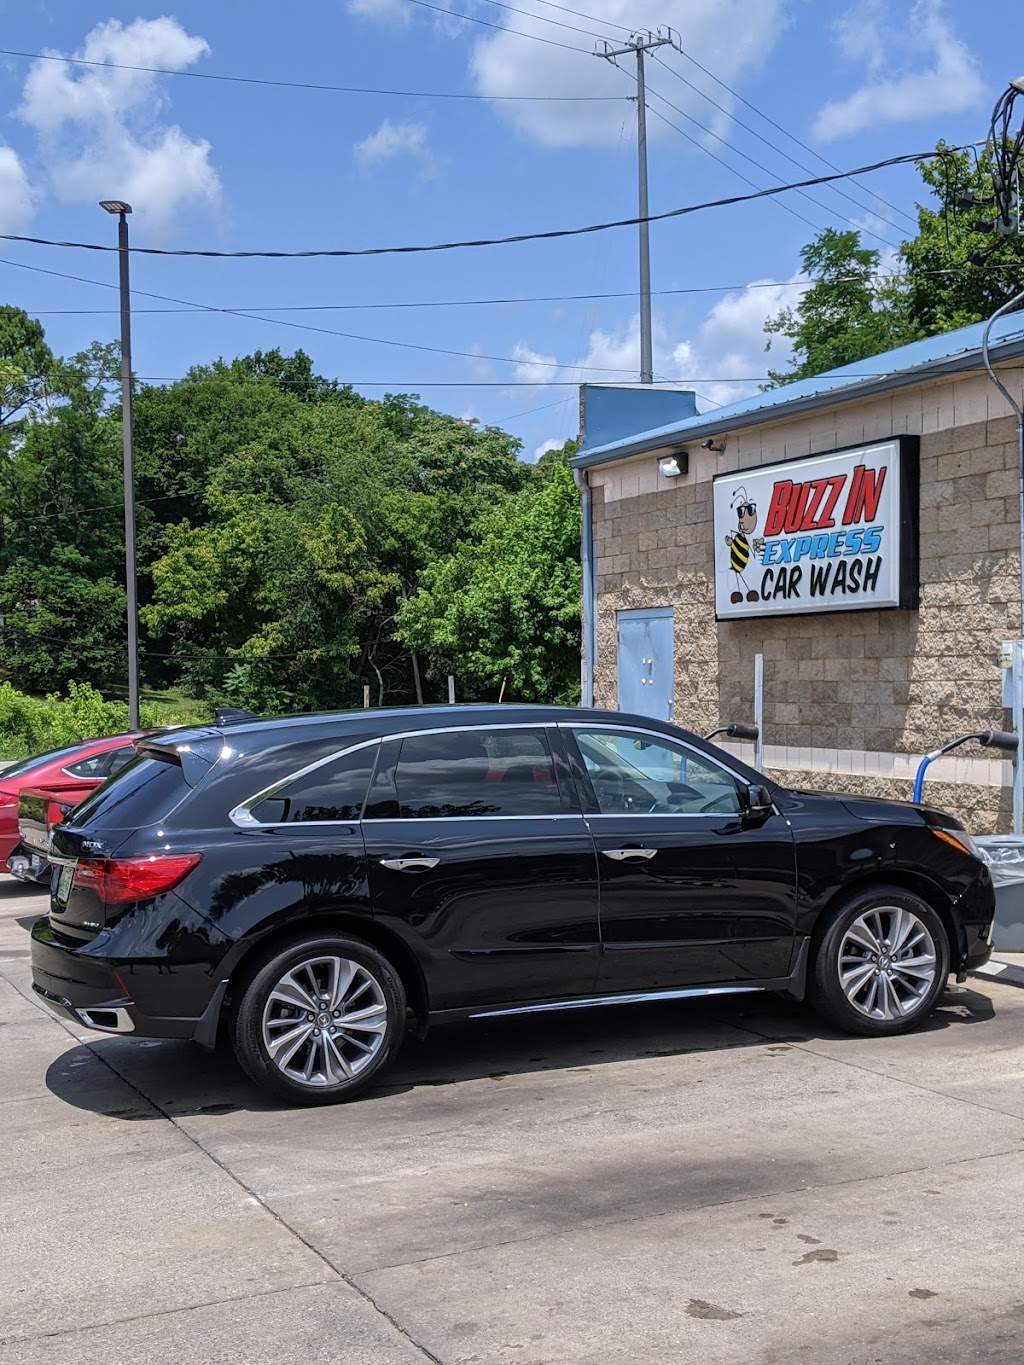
213;707;261;727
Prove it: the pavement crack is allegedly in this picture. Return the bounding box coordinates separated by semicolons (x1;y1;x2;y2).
0;1280;332;1347
0;962;445;1365
716;1011;1024;1127
352;1141;1024;1276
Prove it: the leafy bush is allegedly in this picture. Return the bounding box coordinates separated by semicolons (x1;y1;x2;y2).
0;681;211;761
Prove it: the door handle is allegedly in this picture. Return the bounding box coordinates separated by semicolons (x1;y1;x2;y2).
602;847;658;862
379;857;440;872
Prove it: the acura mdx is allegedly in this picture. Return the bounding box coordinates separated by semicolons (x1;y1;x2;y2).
30;705;995;1104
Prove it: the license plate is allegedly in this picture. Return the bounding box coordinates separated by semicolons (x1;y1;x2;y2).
54;863;75;905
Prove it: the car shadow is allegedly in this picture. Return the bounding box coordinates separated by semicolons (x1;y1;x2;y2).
43;983;998;1120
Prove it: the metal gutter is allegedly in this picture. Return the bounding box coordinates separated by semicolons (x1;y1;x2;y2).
571;333;1024;472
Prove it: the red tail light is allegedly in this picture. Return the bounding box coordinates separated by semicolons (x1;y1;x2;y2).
73;854;202;906
0;792;15;808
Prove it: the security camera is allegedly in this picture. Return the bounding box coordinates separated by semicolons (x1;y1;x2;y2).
701;438;726;453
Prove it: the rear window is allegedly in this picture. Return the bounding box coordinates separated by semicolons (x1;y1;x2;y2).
0;745;86;782
250;746;377;823
68;755;192;830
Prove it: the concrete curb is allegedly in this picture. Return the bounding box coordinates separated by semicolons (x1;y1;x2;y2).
971;959;1024;990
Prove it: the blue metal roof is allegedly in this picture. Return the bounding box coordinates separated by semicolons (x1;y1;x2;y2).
572;310;1024;470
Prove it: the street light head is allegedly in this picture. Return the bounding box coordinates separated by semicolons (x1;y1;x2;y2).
1010;75;1024;95
99;200;132;215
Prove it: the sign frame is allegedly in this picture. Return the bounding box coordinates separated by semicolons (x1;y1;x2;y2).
711;436;919;622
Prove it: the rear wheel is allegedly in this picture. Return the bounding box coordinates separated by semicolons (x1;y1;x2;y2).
231;933;406;1105
809;887;949;1036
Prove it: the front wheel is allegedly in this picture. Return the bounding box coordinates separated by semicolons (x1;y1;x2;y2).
231;933;406;1105
809;887;949;1036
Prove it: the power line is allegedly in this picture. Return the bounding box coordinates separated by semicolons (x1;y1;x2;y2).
0;146;966;261
0;45;620;102
11;260;1024;317
402;0;593;52
667;42;917;231
0;255;636;373
643;101;823;235
650;51;905;247
640;69;904;252
118;374;896;386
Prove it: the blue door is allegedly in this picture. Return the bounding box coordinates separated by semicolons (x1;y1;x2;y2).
616;608;674;721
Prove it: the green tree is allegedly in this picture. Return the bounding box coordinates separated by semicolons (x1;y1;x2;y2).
395;444;581;703
899;145;1024;336
764;147;1024;386
763;229;906;386
0;306;57;436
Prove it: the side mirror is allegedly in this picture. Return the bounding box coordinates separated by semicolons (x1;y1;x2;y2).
744;784;773;818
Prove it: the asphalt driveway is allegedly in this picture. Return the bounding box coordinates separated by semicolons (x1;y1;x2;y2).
3;874;1024;1364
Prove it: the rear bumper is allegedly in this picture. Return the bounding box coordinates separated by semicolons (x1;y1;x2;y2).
30;917;224;1043
6;844;51;884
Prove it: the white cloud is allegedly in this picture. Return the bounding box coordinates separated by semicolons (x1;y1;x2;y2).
512;341;561;384
469;0;788;148
17;17;221;232
0;146;35;233
509;273;804;408
812;0;984;142
353;119;436;176
347;0;411;21
532;438;562;462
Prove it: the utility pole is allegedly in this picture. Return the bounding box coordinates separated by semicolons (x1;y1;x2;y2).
598;30;672;385
99;200;140;730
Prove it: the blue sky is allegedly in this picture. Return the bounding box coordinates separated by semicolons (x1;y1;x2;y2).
0;0;1010;459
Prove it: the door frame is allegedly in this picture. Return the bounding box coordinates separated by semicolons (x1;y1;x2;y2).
616;606;675;722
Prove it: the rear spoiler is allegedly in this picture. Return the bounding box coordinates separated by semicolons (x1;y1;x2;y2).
132;709;261;784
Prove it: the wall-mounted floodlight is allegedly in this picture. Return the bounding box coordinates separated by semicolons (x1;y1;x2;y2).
657;452;688;478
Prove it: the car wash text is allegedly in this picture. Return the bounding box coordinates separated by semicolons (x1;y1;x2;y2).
759;462;886;602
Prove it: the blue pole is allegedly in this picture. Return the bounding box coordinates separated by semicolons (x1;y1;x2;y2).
912;756;932;804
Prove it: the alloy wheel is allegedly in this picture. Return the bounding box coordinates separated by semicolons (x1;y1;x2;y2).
838;906;938;1021
261;954;389;1087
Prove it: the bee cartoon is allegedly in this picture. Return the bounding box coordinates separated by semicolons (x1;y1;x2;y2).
724;486;765;604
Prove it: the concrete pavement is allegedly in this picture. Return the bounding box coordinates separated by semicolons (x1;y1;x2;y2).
2;874;1024;1364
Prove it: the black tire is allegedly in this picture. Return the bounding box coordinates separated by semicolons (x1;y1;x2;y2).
808;885;950;1037
231;932;406;1105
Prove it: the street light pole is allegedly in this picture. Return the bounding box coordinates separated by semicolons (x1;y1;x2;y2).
99;200;140;730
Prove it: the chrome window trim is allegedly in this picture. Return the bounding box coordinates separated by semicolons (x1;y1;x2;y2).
558;720;763;818
59;764;103;780
228;722;564;830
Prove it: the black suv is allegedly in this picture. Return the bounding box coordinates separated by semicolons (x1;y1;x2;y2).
30;704;995;1104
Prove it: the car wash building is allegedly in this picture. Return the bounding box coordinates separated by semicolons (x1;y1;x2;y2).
570;312;1024;832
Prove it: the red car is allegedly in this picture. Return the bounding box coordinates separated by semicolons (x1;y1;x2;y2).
1;733;151;881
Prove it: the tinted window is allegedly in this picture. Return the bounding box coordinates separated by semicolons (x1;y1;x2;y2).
108;746;138;776
0;745;86;782
64;751;115;779
251;746;377;823
391;729;562;819
69;755;192;830
573;729;741;816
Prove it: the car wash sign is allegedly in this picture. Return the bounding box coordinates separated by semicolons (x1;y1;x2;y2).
712;438;918;620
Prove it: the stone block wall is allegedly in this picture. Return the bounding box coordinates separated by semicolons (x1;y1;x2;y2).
589;369;1024;832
